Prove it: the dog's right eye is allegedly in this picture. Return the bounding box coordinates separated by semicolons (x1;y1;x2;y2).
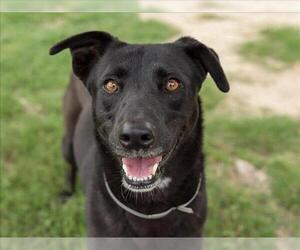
103;80;120;94
165;78;181;92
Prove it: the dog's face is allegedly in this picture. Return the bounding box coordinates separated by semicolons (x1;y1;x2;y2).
50;31;229;193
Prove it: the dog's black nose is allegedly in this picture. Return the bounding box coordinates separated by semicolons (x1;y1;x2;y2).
119;122;154;150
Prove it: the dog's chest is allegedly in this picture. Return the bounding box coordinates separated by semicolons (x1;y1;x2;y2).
126;213;183;237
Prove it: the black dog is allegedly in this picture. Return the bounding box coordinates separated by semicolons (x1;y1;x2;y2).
49;31;229;237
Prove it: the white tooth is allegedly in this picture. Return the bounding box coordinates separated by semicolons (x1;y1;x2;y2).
122;164;128;175
148;175;152;180
143;177;147;181
152;163;159;175
133;177;137;181
128;175;132;180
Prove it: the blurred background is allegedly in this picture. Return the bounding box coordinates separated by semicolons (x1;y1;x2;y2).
1;2;300;237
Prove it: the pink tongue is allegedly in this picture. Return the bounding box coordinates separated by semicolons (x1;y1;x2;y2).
122;156;162;178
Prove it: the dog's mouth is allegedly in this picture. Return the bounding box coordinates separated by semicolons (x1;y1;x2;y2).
117;135;182;192
121;156;163;191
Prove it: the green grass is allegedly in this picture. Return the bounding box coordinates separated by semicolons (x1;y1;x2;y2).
239;26;300;67
200;82;300;236
1;13;300;237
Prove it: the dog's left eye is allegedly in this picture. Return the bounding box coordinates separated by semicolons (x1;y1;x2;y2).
165;78;181;92
103;79;120;94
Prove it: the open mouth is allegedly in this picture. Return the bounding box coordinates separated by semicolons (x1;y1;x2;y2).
118;137;181;192
121;156;163;191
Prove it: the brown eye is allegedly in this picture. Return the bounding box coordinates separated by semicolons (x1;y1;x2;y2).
103;80;119;94
165;78;180;92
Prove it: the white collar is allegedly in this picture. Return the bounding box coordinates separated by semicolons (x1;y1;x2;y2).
103;173;202;220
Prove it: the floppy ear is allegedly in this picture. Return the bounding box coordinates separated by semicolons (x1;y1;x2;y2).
49;31;121;83
175;36;230;92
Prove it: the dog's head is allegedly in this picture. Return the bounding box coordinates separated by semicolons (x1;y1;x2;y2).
50;31;229;194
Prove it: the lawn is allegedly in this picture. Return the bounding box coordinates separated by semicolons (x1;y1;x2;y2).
239;26;300;68
1;13;300;237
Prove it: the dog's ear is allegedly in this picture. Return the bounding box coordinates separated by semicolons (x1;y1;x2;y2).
49;31;121;83
175;36;230;92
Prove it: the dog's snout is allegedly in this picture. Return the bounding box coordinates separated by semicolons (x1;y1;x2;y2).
119;122;154;150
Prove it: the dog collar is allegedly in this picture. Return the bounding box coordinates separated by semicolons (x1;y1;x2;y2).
103;173;202;220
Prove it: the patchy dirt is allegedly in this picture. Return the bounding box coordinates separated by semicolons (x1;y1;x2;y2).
139;2;300;118
233;158;270;194
18;96;42;116
276;227;293;237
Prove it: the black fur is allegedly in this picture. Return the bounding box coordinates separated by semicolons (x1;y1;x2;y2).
50;31;229;237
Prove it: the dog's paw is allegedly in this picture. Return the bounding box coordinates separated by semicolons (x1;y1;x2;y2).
58;190;73;203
